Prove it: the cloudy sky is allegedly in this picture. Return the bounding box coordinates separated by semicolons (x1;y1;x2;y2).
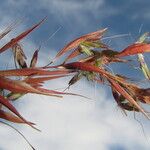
0;0;150;150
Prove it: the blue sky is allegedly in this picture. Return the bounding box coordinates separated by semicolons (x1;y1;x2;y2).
0;0;150;150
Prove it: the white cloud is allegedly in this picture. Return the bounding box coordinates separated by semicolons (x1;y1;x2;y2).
35;0;118;28
42;0;104;15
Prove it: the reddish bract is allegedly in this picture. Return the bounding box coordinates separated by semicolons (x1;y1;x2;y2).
117;43;150;57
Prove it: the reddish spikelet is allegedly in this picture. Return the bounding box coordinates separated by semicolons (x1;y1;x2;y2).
126;85;150;104
0;19;22;40
0;17;46;54
0;76;40;93
117;43;150;57
112;89;139;112
108;78;149;118
0;95;37;129
0;68;72;77
0;29;11;40
0;77;62;98
63;62;107;76
51;28;107;63
30;50;39;68
12;43;27;68
0;110;35;124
